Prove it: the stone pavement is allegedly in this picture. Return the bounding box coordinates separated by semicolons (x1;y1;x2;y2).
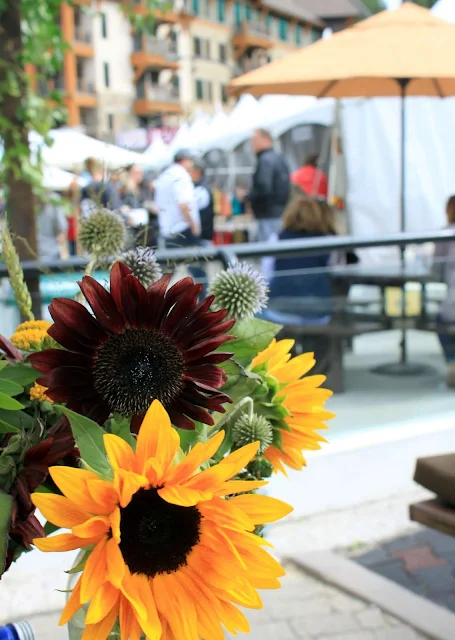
352;527;455;614
21;563;427;640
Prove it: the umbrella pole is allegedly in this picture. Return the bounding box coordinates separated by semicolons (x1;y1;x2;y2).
373;79;434;378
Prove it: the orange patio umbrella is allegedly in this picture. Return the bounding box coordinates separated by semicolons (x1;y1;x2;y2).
230;2;455;233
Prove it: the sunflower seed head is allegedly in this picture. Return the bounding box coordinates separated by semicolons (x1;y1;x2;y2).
209;262;269;321
119;246;163;288
232;413;273;454
79;209;126;259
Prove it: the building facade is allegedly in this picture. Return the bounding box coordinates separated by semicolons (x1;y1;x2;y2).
28;0;365;142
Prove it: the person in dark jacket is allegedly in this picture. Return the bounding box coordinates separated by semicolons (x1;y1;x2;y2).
190;161;215;245
80;157;121;216
248;128;290;242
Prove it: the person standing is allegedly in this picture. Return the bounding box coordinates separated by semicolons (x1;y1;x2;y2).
190;160;214;246
80;157;121;216
248;129;290;242
37;195;68;260
291;154;328;199
154;150;201;246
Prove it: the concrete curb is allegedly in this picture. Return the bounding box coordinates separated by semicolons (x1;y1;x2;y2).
287;551;455;640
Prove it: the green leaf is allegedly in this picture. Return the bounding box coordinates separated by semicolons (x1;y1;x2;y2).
176;422;208;454
0;491;13;577
0;409;33;432
0;393;24;410
0;361;9;373
65;548;91;575
223;319;281;367
61;408;112;481
0;364;39;386
44;521;60;536
110;419;136;451
0;379;24;396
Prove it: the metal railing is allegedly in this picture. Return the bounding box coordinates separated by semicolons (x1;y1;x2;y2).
134;37;178;60
77;77;95;94
234;21;272;39
74;26;93;44
2;229;455;278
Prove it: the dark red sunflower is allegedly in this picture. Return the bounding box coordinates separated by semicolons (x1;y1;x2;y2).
29;263;235;430
4;417;78;573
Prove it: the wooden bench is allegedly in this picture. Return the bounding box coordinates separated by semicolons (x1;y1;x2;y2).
410;499;455;539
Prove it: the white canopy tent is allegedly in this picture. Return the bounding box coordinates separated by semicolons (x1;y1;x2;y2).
142;132;172;169
42;166;81;191
432;0;455;21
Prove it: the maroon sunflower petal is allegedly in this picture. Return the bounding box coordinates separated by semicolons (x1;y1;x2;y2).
171;398;215;426
49;298;106;343
28;349;89;374
184;335;235;363
78;276;125;333
0;335;23;362
184;364;227;388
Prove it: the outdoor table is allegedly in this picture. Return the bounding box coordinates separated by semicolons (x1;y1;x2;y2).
330;264;438;375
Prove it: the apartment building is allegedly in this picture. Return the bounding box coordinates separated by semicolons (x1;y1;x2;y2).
28;0;365;141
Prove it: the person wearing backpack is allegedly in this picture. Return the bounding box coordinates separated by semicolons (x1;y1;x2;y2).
248;128;290;242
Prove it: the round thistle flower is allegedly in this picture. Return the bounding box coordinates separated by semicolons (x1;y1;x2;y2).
30;382;52;404
118;246;162;288
210;262;269;321
32;401;292;638
79;209;126;258
29;262;235;430
232;412;273;454
15;320;52;333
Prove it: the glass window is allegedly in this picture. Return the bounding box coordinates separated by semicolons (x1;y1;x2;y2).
279;17;288;41
295;24;302;46
311;27;321;42
221;84;229;104
219;43;227;63
234;1;242;27
245;2;252;21
217;0;225;22
194;36;202;56
101;13;108;39
192;0;200;15
265;14;272;34
195;78;204;100
103;62;110;88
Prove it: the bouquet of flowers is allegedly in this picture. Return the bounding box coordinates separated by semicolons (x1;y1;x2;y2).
0;220;332;639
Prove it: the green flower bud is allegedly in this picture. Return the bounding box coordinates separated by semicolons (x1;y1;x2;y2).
247;457;274;479
232;413;273;454
209;262;269;321
79;209;126;259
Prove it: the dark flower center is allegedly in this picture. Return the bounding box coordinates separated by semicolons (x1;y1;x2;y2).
94;328;185;417
119;487;201;577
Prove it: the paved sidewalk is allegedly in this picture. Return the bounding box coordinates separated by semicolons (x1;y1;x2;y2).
21;564;426;640
352;527;455;614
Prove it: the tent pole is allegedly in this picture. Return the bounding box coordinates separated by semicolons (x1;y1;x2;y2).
398;78;410;365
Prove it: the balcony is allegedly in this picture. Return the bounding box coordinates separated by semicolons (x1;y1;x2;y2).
131;37;179;71
233;56;268;77
75;77;97;108
74;24;94;57
37;75;65;97
134;85;182;116
232;21;274;57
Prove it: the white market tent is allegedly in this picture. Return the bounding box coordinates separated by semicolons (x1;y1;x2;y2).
42;166;80;191
142;132;172;169
34;129;148;171
433;0;455;21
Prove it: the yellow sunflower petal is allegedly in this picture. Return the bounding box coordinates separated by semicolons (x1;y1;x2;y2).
106;537;125;589
135;400;180;474
109;507;121;544
31;493;90;529
153;572;199;640
103;434;135;471
273;352;316;383
72;516;110;539
198;497;255;532
81;605;118;640
121;568;147;621
85;581;119;625
215;479;268;496
49;467;111;515
80;537;108;604
166;430;225;485
158;484;212;507
59;574;83;626
229;494;293;524
115;469;149;508
33;533;100;553
86;478;118;513
219;599;251;634
134;575;162;640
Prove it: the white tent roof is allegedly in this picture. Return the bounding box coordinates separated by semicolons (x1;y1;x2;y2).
42;166;80;191
198;108;230;152
270;98;335;138
432;0;455;21
142;132;172;169
35;129;148;171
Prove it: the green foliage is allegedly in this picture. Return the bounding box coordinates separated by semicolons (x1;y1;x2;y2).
361;0;387;12
0;490;13;576
61;407;113;481
220;318;281;368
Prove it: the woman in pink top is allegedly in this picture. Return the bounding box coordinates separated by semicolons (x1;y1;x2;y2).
291;154;328;199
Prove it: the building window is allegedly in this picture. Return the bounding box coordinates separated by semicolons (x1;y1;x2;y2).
217;0;225;23
195;78;204;100
265;14;272;34
245;2;252;21
192;0;200;15
107;113;114;131
311;28;321;42
279;17;288;41
103;62;110;88
221;84;229;104
295;24;302;46
101;13;108;38
234;0;242;27
219;43;227;63
207;80;213;101
194;36;202;56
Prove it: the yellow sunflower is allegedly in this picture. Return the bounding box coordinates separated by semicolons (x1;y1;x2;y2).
32;400;292;640
251;339;333;475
